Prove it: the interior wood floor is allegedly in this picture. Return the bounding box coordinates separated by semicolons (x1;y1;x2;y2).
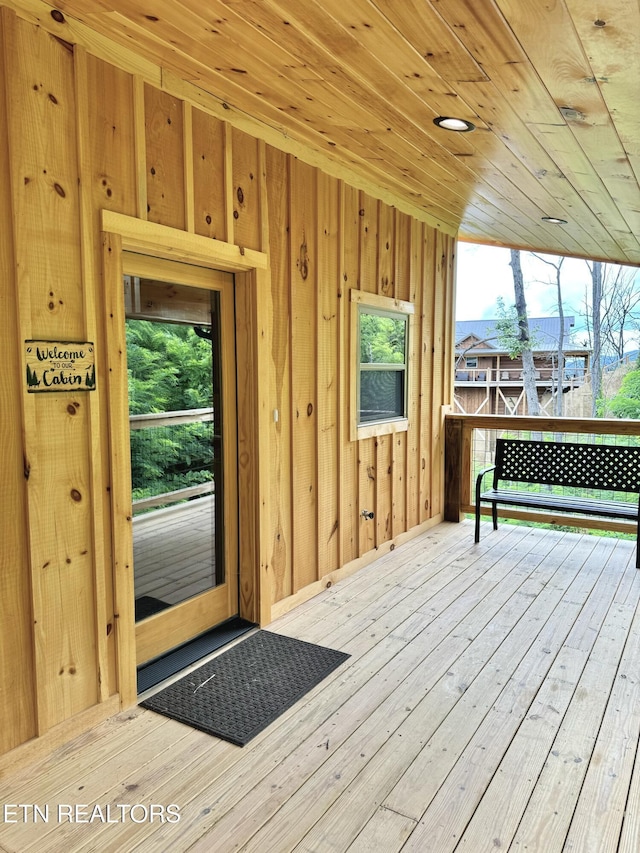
2;520;639;853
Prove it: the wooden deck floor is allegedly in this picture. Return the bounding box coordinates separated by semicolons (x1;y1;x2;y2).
133;497;217;609
2;520;640;852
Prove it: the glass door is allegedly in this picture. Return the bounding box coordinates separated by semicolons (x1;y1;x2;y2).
122;254;238;666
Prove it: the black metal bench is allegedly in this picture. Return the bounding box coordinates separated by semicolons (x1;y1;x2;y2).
475;438;640;567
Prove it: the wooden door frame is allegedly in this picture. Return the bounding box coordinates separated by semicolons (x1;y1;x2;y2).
100;211;272;707
123;256;238;667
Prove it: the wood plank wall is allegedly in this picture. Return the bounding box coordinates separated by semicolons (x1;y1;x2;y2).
0;6;455;757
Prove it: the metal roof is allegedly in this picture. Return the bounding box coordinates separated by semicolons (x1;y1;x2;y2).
455;316;589;355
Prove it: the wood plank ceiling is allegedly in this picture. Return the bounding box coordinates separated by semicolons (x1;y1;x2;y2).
47;0;640;264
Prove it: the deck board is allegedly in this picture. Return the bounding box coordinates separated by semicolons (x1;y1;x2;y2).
0;521;638;852
133;497;217;607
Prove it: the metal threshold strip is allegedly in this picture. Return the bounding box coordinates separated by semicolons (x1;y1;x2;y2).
137;616;256;694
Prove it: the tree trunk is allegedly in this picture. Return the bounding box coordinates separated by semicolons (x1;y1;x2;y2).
531;253;565;415
590;261;603;417
509;249;541;415
554;269;565;416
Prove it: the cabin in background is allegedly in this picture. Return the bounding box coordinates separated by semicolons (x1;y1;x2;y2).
454;317;591;415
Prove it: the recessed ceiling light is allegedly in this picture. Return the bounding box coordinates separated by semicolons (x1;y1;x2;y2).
433;116;476;132
541;216;568;224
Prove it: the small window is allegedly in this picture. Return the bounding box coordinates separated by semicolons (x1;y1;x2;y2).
465;356;478;368
351;291;414;440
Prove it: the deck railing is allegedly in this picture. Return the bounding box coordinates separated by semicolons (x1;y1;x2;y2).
444;413;640;536
130;407;215;513
454;367;587;385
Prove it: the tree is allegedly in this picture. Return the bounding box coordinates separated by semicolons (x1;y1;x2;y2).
126;319;215;500
609;359;640;419
581;264;640;360
508;249;541;415
495;298;524;355
531;253;565;415
577;261;640;416
600;265;640;361
586;261;603;417
359;313;405;364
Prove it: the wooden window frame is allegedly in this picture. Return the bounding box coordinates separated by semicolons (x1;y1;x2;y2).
350;290;414;441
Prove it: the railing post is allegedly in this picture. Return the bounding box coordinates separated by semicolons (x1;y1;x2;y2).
444;416;464;521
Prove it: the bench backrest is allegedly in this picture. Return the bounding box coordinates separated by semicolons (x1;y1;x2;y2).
494;438;640;493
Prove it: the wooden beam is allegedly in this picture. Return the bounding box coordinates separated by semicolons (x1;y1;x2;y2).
101;209;268;270
183;100;195;233
446;413;640;437
101;230;137;708
74;44;110;703
444;415;464;522
132;75;147;221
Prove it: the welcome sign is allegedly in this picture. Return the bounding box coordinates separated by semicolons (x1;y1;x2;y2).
25;341;96;392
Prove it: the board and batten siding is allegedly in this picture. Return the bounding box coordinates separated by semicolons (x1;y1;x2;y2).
0;6;455;763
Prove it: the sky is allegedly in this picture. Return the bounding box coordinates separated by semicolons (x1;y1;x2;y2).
455;242;640;352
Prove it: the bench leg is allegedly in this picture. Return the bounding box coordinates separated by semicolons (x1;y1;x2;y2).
476;501;498;542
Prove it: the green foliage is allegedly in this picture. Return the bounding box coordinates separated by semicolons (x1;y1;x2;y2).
127;321;213;414
494;296;539;358
494;297;523;358
608;365;640;419
359;312;406;364
127;320;215;502
130;422;214;501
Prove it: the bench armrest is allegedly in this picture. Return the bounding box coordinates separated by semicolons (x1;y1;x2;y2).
474;464;496;543
475;465;496;505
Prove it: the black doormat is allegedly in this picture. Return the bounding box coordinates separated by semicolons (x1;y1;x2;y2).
140;630;350;746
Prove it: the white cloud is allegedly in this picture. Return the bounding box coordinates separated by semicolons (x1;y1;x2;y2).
456;244;588;321
455;243;640;352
